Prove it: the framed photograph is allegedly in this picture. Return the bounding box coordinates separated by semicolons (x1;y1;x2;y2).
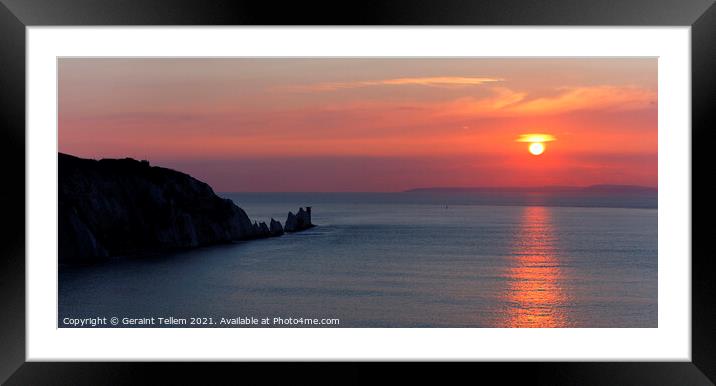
1;0;714;384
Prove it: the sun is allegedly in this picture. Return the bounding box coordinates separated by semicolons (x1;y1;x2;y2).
516;133;556;156
529;142;545;156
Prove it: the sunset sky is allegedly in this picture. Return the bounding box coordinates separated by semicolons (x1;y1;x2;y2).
58;58;657;192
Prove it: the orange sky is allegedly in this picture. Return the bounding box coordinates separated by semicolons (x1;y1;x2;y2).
58;58;657;192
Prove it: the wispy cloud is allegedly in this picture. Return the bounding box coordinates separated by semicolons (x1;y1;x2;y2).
516;134;557;143
284;76;503;92
438;85;656;118
511;86;657;114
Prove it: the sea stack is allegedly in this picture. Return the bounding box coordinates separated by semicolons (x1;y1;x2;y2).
251;221;271;238
284;207;314;232
269;218;284;236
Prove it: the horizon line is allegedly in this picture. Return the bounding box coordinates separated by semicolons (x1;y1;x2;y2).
219;184;659;194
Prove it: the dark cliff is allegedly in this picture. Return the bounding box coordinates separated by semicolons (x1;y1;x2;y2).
59;153;268;262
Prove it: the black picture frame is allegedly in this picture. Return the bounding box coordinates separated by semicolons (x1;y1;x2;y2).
1;0;714;384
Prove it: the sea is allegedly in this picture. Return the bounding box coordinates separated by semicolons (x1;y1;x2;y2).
58;191;658;328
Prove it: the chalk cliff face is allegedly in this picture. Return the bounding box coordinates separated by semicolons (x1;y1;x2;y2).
59;153;261;262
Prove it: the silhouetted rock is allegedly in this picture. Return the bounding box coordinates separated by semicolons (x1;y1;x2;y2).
59;153;275;262
251;221;271;239
285;212;297;231
284;207;314;232
258;221;271;236
270;218;284;236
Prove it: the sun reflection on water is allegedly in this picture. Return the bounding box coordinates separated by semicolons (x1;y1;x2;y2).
503;206;569;327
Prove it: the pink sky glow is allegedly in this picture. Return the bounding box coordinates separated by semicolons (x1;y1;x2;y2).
58;58;657;192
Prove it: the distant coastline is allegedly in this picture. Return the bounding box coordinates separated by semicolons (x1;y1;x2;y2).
224;189;658;211
399;185;658;210
404;184;657;194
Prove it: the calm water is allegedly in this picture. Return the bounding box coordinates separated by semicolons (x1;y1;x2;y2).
59;192;657;328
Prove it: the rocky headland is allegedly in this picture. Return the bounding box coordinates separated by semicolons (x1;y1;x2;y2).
59;153;313;263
